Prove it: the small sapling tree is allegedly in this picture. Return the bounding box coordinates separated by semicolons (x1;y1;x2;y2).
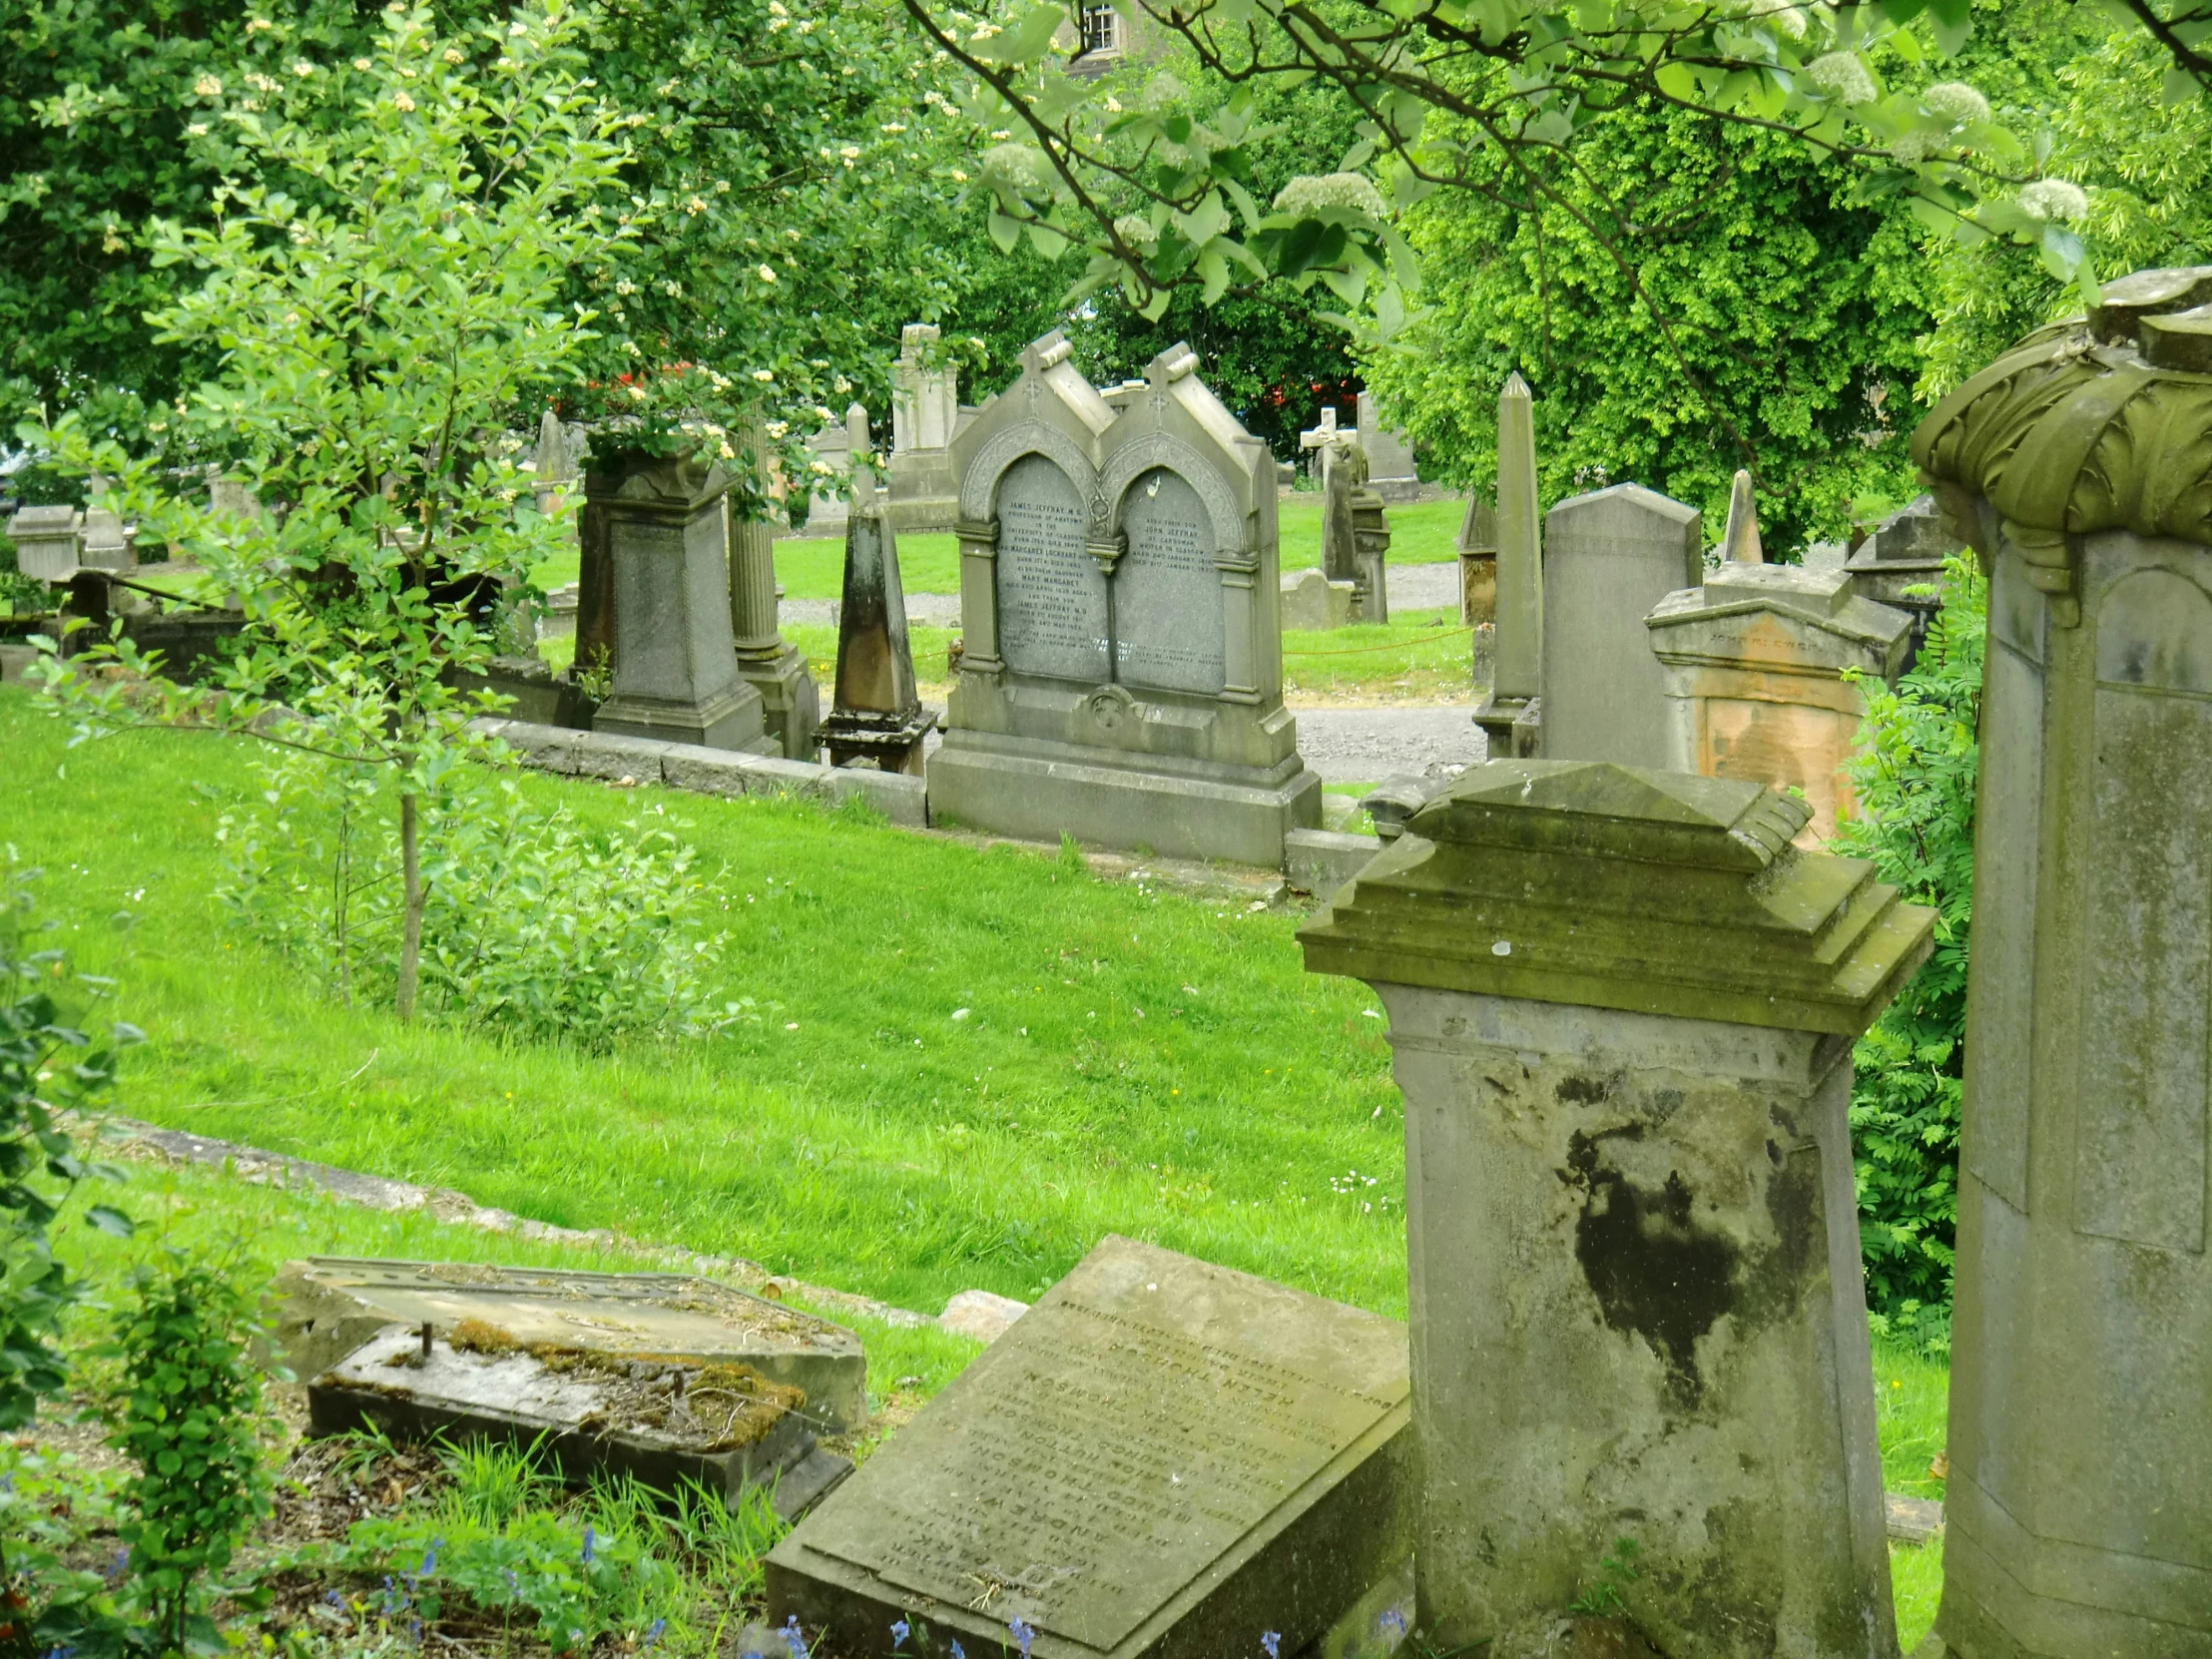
25;2;631;1021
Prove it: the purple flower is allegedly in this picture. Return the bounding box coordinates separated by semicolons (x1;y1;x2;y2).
890;1620;910;1650
950;1644;965;1659
1262;1634;1281;1659
581;1525;597;1564
643;1619;667;1649
782;1614;810;1659
1379;1607;1408;1636
1009;1619;1036;1658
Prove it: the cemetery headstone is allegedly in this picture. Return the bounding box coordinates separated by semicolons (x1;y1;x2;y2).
275;1257;867;1429
311;1322;851;1521
1356;389;1422;502
1646;490;1913;841
534;409;572;516
932;333;1324;866
5;504;81;584
818;461;935;773
1719;468;1763;563
583;447;772;753
1281;566;1356;631
765;1235;1413;1658
1454;495;1497;626
729;423;822;759
887;323;961;533
1299;760;1934;1656
1908;265;2212;1657
1350;461;1391;623
1302;407;1363;588
78;475;134;574
1842;495;1956;675
1473;375;1543;758
1539;483;1701;768
801;403;862;537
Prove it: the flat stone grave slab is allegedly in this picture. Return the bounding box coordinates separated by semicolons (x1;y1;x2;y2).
766;1235;1412;1659
309;1322;850;1522
276;1258;865;1431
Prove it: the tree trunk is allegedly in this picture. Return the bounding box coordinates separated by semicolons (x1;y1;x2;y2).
396;791;424;1021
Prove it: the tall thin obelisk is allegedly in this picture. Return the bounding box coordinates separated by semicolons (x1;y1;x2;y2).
1473;372;1543;757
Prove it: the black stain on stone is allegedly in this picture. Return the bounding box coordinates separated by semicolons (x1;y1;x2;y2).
1556;1074;1612;1105
1563;1128;1741;1412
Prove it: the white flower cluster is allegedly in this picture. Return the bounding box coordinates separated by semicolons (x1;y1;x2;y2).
981;142;1050;197
2019;179;2088;223
1272;172;1386;221
1923;81;1990;128
1112;214;1157;250
1804;51;1876;106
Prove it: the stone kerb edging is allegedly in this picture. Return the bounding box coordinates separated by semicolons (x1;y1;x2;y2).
470;717;926;827
93;1114;941;1334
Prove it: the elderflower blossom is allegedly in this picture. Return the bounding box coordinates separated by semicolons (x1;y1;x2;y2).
1113;214;1158;250
194;74;224;96
392;90;415;111
1804;51;1876;106
981;143;1049;195
839;144;860;160
2019;179;2088;223
442;47;465;64
766;419;791;438
187;122;209;137
1924;81;1989;127
245;16;274;30
881;122;906;133
753;368;776;382
685;194;707;214
291;60;315;76
352;57;371;70
1272;172;1387;221
810;458;835;475
757;264;778;282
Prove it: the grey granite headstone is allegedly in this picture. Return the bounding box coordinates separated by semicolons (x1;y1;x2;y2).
1539;482;1701;768
274;1256;866;1431
766;1235;1411;1658
1114;465;1226;694
996;451;1109;683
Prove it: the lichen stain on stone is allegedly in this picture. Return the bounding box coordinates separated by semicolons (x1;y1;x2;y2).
1562;1126;1740;1412
1556;1074;1613;1105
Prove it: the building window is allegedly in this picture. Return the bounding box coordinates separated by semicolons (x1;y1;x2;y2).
1079;3;1120;55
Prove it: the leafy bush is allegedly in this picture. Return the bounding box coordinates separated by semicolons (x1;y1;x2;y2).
107;1249;277;1657
217;761;736;1050
1838;554;1985;1342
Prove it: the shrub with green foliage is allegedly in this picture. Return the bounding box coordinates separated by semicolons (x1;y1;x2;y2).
107;1249;277;1657
1837;555;1984;1343
217;762;737;1050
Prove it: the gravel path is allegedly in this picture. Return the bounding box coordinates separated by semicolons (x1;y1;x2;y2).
1287;704;1488;786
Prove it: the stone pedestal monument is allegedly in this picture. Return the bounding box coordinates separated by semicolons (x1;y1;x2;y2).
729;426;821;759
6;505;81;584
1647;495;1913;841
1844;496;1958;675
1473;374;1544;758
886;323;962;533
1299;760;1934;1657
1540;482;1702;768
931;333;1322;866
1455;495;1497;626
818;462;934;775
583;449;772;754
1910;265;2212;1657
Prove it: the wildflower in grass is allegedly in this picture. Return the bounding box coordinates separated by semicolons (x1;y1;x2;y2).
890;1620;910;1649
950;1644;965;1659
643;1619;667;1648
1263;1634;1282;1659
581;1524;596;1563
782;1614;810;1657
1009;1619;1036;1657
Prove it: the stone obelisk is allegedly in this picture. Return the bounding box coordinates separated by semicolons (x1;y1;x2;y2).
1473;373;1542;757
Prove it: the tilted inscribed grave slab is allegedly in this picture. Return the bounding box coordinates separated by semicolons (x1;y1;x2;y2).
767;1235;1410;1658
996;452;1108;682
276;1258;865;1431
1114;467;1226;696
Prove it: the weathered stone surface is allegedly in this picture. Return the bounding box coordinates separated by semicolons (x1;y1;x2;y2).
1912;272;2212;1656
1286;828;1382;897
1455;494;1498;628
1539;483;1701;768
6;505;81;584
276;1258;868;1431
1843;495;1955;674
1474;378;1541;754
309;1323;849;1520
938;333;1321;867
1357;390;1420;491
766;1235;1412;1659
1646;560;1914;841
820;470;935;774
936;1289;1027;1344
1300;762;1928;1656
1281;567;1356;631
1884;1492;1942;1546
729;426;821;761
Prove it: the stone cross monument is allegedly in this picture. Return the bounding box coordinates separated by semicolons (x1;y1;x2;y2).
1908;263;2212;1657
1473;373;1543;758
932;332;1323;865
1300;759;1934;1656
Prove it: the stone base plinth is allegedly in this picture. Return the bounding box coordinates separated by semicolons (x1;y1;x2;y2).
927;732;1322;867
596;681;773;754
1473;693;1540;758
738;641;822;760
